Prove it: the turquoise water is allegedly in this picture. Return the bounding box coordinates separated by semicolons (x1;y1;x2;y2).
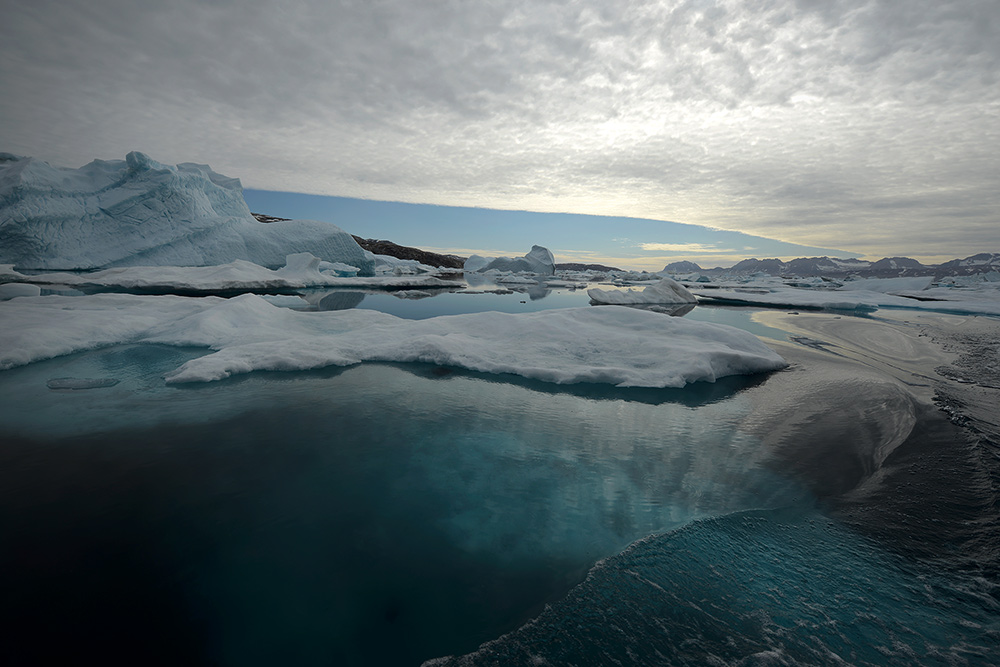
1;287;998;666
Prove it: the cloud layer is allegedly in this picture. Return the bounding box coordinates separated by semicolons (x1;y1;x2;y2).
2;0;997;261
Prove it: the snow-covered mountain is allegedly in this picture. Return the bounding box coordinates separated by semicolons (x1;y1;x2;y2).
666;254;1000;279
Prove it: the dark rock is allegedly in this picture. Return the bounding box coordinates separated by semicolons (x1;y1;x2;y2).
351;236;466;269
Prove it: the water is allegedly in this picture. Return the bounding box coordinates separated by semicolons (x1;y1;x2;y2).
1;285;998;666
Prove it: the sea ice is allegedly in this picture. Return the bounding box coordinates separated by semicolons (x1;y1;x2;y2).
689;285;1000;316
0;254;455;293
588;278;697;305
0;294;787;388
838;276;934;293
0;152;375;274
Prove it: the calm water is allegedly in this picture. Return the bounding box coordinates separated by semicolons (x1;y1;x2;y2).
1;284;998;666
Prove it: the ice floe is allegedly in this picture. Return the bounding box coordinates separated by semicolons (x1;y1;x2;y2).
0;294;787;388
0;255;456;293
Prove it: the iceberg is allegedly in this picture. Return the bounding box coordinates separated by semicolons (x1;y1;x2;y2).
0;294;786;388
0;152;375;274
588;278;697;305
465;245;555;275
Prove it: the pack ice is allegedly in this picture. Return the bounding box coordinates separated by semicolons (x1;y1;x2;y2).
0;151;375;274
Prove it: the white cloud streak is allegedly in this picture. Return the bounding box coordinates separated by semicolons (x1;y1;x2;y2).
1;0;997;261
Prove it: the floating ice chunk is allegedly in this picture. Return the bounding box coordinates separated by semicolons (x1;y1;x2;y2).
0;283;41;300
1;295;787;388
588;278;697;305
0;152;374;274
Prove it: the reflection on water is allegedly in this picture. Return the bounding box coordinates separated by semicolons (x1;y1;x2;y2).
313;290;367;311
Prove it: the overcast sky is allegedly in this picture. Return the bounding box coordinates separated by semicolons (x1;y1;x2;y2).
2;0;997;265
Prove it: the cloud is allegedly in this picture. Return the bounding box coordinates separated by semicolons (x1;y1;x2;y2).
1;0;997;261
638;243;740;253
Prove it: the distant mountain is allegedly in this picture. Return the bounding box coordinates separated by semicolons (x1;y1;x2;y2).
711;254;1000;279
936;253;1000;274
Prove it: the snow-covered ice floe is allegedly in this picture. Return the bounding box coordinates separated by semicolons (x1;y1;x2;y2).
0;254;457;293
0;295;786;388
588;278;697;305
0;151;375;274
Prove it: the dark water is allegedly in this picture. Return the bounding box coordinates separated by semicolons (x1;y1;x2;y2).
1;296;999;666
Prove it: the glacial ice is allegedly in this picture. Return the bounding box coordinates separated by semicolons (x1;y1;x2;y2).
0;294;787;387
588;278;697;305
464;245;555;275
0;152;375;274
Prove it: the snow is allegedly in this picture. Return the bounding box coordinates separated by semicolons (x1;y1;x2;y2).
0;294;787;388
464;245;555;275
0;152;375;274
588;278;697;305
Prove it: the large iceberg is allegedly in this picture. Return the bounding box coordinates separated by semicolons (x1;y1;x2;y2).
588;278;697;305
0;294;786;388
0;152;375;274
464;245;555;275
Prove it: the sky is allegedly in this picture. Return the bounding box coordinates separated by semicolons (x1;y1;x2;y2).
2;0;998;268
243;189;860;270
